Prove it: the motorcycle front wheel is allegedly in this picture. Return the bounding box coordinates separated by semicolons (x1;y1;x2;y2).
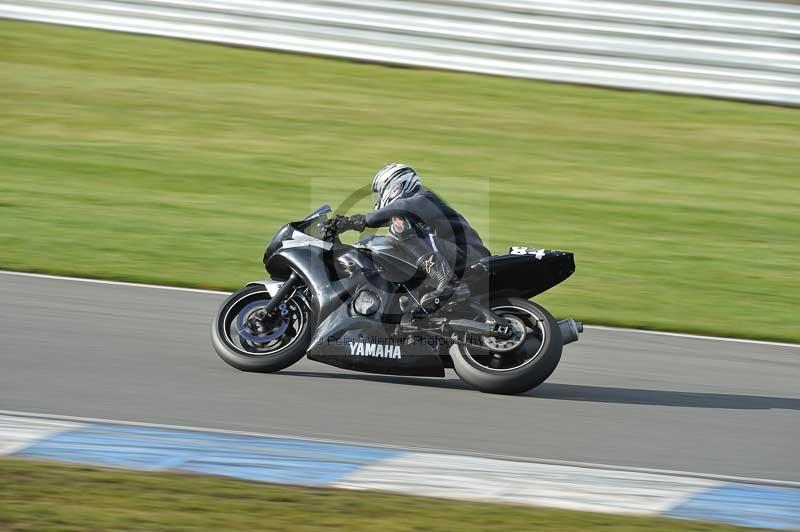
211;285;314;372
451;297;562;395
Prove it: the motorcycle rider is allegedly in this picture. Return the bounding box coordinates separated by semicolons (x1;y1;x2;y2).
329;163;490;313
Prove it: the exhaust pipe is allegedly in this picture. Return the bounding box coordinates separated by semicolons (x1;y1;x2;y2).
558;318;583;345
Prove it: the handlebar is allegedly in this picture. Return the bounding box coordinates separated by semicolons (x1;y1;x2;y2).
318;218;339;243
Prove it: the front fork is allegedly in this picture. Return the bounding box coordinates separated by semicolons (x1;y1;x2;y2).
255;271;300;319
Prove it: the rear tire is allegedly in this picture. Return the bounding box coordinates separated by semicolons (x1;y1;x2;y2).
451;297;562;395
211;285;314;373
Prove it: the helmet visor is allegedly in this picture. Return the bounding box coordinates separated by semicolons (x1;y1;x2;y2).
375;183;405;210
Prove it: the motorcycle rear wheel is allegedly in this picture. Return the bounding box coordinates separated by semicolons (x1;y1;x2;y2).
451;297;562;395
211;285;314;372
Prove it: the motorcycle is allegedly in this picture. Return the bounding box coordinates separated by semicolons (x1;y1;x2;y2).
211;205;582;395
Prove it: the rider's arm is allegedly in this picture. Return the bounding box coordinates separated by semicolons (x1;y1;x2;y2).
363;195;434;228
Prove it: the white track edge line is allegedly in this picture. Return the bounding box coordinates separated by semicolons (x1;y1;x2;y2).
2;409;798;488
0;270;228;295
2;269;797;348
583;325;799;348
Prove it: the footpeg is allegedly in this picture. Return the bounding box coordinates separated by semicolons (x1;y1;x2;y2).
399;295;411;313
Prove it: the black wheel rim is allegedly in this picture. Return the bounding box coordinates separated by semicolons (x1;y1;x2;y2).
462;305;546;372
221;290;308;357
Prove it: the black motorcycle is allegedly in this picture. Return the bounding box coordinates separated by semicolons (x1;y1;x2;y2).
212;205;582;395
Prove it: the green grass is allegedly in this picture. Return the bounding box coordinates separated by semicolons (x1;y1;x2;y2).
0;458;756;532
1;20;798;341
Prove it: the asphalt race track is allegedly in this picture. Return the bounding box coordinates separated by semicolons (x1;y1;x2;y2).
1;272;798;482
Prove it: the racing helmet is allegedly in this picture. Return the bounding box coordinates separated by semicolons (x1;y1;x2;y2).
371;163;421;210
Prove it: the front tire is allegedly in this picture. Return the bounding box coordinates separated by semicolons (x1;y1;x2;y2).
451;297;562;395
211;285;314;373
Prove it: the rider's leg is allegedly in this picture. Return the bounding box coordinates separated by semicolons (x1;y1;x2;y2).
386;217;462;314
417;251;457;312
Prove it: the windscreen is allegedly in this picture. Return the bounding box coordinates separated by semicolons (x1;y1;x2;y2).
290;205;331;240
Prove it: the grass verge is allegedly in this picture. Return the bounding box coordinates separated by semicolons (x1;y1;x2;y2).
0;458;755;532
1;20;798;341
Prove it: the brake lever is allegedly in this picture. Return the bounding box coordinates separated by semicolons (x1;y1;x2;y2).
318;220;337;242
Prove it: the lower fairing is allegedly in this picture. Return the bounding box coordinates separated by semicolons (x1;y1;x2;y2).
306;327;445;377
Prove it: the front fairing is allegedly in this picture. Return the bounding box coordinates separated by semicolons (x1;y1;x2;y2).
262;205;414;326
263;223;294;265
263;205;332;266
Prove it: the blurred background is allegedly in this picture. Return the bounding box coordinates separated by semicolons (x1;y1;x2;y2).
1;1;800;531
1;0;798;344
1;0;799;343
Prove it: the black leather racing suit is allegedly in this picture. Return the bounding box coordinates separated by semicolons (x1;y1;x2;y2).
363;188;490;309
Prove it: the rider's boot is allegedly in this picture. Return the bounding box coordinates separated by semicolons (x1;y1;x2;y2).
416;252;457;314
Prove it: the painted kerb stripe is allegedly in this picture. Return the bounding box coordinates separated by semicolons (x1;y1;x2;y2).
1;413;798;530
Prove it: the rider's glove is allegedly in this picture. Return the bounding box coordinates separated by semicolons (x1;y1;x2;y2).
334;214;367;233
